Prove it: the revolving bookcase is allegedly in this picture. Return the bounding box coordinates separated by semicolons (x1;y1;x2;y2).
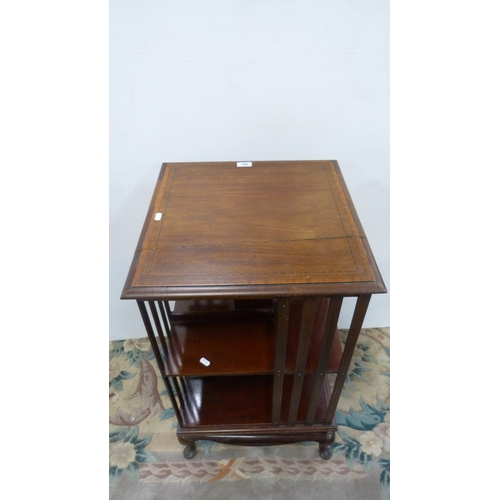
121;160;386;459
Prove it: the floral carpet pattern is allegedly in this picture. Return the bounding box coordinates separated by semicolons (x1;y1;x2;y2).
110;328;390;499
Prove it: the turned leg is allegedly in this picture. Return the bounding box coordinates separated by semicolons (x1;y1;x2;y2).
319;431;335;460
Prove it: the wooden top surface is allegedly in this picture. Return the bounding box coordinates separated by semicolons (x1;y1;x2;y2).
122;160;386;299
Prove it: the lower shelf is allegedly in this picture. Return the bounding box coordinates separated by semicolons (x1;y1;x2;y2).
179;374;333;428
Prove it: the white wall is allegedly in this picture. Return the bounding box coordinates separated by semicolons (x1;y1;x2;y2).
110;0;389;341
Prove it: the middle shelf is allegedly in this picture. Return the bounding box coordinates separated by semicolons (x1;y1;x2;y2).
159;298;343;377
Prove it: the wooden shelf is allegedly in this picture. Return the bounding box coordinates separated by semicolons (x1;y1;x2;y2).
182;374;330;427
162;299;342;376
164;320;275;376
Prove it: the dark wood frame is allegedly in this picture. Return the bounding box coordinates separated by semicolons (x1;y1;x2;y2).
121;160;386;459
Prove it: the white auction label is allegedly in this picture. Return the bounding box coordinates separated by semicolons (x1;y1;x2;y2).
200;357;211;366
154;213;162;221
237;162;252;167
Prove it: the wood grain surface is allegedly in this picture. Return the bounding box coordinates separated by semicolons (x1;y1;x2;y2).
122;160;385;299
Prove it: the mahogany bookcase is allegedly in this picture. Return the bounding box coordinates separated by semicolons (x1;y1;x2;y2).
121;160;386;459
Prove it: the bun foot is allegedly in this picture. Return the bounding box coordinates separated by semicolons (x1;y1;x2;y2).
319;431;335;460
319;443;332;460
183;441;197;459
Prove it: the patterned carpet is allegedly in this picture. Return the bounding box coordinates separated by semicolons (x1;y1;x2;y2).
109;328;390;499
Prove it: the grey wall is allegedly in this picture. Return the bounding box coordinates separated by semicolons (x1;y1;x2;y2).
110;0;390;341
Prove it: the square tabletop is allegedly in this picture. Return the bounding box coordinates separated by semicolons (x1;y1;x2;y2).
121;160;386;299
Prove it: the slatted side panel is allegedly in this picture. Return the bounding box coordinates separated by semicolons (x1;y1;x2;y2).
138;295;370;429
324;295;371;424
137;300;185;426
273;296;346;427
287;297;317;425
158;301;188;420
305;296;343;424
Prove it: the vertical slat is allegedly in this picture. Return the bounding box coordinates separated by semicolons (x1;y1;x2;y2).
151;300;184;417
172;376;191;420
324;294;371;424
147;301;169;357
178;376;189;406
287;297;316;425
163;301;173;327
148;301;173;377
137;300;183;426
305;296;343;424
170;378;183;408
157;302;185;399
272;298;290;426
148;301;184;411
138;301;166;377
159;301;172;338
